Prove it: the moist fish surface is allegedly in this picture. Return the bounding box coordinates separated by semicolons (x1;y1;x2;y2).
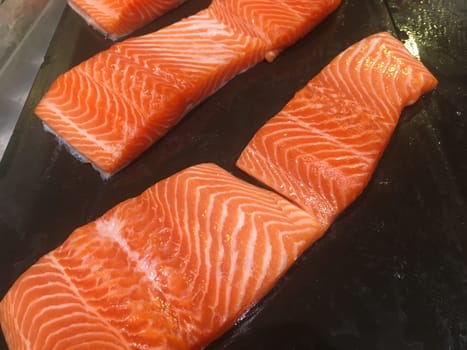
1;32;438;350
35;0;341;177
0;163;324;349
68;0;188;40
35;9;267;177
236;32;438;226
209;0;341;62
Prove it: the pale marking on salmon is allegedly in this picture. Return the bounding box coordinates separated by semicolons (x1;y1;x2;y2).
85;0;120;18
76;65;143;142
243;146;335;221
265;113;381;162
13;269;75;347
29;292;90;346
367;45;398;119
54;331;126;350
48;254;130;347
96;216;164;286
43;315;124;349
262;132;372;181
208;189;244;317
42;96;125;158
78;56;150;122
223;205;244;315
4;288;31;349
67;1;119;39
204;187;226;317
233;204;258;312
251;224;272;303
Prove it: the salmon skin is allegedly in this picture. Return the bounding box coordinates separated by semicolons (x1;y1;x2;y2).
68;0;187;40
237;32;438;226
0;163;324;349
35;0;341;178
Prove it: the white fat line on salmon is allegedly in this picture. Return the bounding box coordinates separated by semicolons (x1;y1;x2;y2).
42;104;124;158
42;121;114;180
272;114;381;161
47;254;130;346
76;63;148;129
67;0;120;40
95;216;165;286
71;0;120;19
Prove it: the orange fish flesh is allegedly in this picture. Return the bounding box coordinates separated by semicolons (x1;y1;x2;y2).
0;163;323;349
236;32;438;226
35;10;267;177
68;0;187;40
209;0;341;62
35;1;340;177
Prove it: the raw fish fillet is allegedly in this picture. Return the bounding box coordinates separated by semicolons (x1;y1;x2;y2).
0;163;324;349
35;1;340;177
237;32;438;225
209;0;341;62
35;10;267;177
68;0;187;40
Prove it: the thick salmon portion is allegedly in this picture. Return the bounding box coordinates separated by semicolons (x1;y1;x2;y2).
109;10;267;105
209;0;341;62
35;1;340;177
0;163;324;349
35;10;266;177
68;0;187;40
237;32;438;224
313;32;439;123
36;52;192;175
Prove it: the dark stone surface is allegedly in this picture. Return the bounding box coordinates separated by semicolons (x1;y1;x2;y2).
1;0;466;349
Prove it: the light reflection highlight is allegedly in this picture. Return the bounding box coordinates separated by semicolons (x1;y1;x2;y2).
403;33;420;60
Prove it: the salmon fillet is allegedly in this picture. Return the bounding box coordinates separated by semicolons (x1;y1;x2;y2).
68;0;187;40
35;10;267;177
35;1;340;177
209;0;341;62
237;32;438;225
0;163;324;349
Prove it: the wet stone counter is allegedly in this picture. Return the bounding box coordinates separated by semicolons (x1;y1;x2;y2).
0;0;466;349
